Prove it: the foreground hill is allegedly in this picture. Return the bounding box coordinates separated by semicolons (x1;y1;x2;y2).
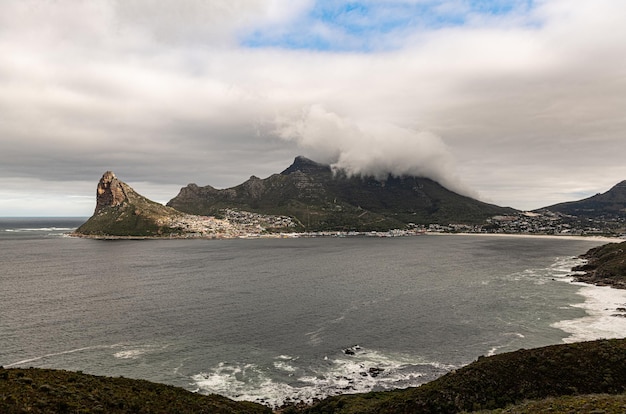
300;338;626;414
2;339;626;413
541;181;626;219
573;240;626;289
167;156;516;231
0;367;270;414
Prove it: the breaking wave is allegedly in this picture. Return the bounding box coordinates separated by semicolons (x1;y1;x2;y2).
192;346;452;408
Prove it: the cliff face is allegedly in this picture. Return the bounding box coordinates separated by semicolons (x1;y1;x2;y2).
75;171;184;237
167;156;517;231
95;171;128;212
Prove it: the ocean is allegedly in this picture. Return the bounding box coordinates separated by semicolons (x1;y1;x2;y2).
1;217;626;408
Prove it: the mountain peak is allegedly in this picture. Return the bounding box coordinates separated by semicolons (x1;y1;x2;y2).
281;156;331;175
77;172;185;237
168;156;515;230
610;180;626;191
95;171;128;213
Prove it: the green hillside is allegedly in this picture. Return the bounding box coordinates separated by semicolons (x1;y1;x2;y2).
300;338;626;414
75;171;184;237
167;156;516;231
542;181;626;219
3;339;626;413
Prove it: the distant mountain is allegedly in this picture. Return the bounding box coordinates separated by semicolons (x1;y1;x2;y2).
74;172;298;238
167;156;517;231
75;171;185;237
540;181;626;218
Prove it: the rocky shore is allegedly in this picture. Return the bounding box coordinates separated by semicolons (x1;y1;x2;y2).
573;241;626;289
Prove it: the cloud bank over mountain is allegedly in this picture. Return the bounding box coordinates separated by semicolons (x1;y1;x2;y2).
274;105;475;198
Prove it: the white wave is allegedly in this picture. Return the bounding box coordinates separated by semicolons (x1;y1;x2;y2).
273;361;297;373
504;256;585;285
114;349;147;360
486;333;526;356
4;227;75;232
552;284;626;343
550;256;588;280
4;344;125;368
192;347;451;408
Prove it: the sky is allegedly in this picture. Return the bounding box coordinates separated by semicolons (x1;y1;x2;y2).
1;0;626;216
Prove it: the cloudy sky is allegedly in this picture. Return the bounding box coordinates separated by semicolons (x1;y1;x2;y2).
2;0;625;216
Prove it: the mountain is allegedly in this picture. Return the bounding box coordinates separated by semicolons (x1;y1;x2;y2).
541;181;626;218
167;156;517;231
75;171;186;237
74;171;299;238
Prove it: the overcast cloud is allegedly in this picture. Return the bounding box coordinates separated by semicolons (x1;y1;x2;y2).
1;0;625;216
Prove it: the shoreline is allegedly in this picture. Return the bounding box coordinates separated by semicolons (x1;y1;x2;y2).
69;231;622;243
424;231;620;243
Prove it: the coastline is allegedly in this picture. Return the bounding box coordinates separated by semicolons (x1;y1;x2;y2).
424;231;620;244
69;230;622;243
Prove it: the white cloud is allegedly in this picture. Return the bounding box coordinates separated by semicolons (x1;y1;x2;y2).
273;104;473;197
1;0;626;214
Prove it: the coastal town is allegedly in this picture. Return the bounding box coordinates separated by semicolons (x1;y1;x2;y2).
429;210;626;237
166;208;626;239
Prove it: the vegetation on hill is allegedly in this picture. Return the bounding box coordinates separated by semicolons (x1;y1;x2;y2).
297;338;626;414
542;181;626;219
3;339;626;413
573;241;626;289
75;171;185;237
167;156;516;231
0;367;270;414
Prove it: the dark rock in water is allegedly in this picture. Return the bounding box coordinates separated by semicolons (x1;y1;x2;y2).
368;367;385;378
344;345;361;355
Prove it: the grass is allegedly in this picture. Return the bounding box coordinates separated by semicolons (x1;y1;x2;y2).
3;339;626;413
0;367;270;414
298;338;626;413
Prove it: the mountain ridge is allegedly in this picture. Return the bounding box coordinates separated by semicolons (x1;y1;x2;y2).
540;180;626;218
167;156;517;231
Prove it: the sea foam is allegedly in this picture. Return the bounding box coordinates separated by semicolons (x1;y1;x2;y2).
192;347;451;408
553;283;626;343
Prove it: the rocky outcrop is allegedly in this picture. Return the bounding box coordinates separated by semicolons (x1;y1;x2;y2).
573;241;626;289
74;172;297;238
95;171;128;212
75;171;185;237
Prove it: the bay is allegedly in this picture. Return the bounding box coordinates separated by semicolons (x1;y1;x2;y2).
1;218;626;407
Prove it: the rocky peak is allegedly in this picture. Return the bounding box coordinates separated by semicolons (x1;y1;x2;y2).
281;156;331;175
95;171;128;213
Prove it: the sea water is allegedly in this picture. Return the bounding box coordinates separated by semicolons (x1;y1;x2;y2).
1;218;626;408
